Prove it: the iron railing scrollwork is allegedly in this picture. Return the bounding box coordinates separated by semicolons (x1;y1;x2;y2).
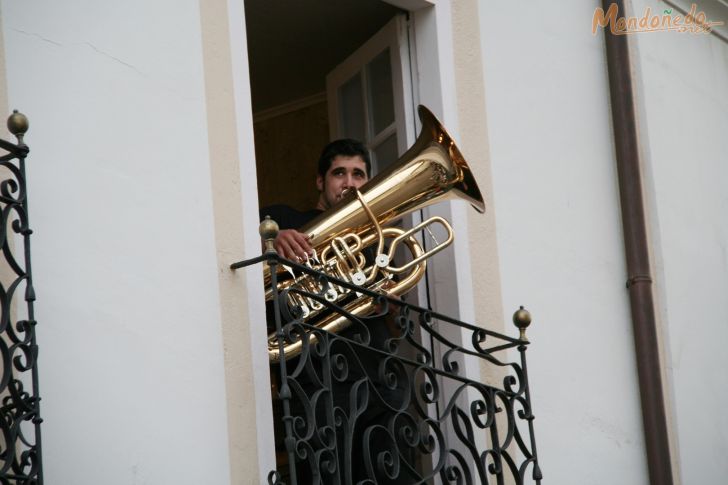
0;111;43;484
232;223;542;485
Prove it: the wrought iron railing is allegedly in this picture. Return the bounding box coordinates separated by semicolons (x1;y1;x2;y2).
232;222;541;485
0;111;43;484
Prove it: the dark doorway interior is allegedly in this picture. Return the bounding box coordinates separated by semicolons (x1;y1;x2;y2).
244;0;402;212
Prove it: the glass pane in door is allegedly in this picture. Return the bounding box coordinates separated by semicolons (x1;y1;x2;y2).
338;74;365;142
372;133;398;170
366;48;395;136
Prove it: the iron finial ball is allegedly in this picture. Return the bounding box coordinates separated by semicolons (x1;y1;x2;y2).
259;216;279;239
512;306;532;342
260;216;279;254
7;110;29;136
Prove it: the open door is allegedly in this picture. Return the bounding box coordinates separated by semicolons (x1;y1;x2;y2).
326;15;417;173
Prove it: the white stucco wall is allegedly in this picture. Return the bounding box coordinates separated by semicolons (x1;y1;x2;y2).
1;1;233;483
631;0;728;482
478;1;649;484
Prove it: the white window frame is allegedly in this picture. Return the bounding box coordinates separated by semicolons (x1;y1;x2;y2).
325;15;417;172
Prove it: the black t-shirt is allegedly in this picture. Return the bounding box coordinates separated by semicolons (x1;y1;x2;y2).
259;204;322;231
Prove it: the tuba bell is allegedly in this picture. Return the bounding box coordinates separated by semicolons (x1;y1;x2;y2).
265;105;485;361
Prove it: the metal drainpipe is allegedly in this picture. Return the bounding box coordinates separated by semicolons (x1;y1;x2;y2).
601;1;674;484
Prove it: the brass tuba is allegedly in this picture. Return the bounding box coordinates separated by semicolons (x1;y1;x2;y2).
265;105;485;361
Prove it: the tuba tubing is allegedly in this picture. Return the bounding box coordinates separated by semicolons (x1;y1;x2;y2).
265;105;485;362
267;228;425;362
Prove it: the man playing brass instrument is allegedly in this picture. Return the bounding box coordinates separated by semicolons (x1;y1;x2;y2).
261;139;411;484
264;138;371;261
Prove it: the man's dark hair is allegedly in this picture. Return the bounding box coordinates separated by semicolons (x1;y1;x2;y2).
317;139;371;178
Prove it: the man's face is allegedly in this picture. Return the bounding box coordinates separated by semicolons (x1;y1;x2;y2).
316;155;369;210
